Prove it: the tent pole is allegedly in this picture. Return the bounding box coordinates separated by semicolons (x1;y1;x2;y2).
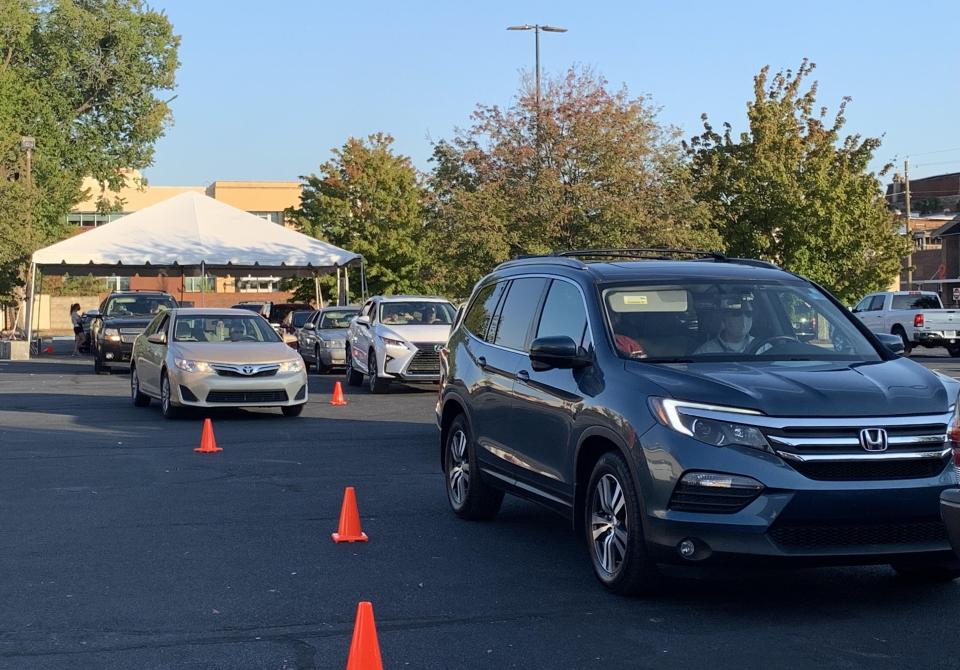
24;262;36;352
336;267;342;307
344;267;350;305
313;273;322;309
360;258;367;300
200;262;206;307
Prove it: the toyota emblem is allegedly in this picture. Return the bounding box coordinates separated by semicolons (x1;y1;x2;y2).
241;365;255;376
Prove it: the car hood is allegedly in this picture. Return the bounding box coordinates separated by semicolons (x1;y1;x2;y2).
103;316;154;328
171;342;299;365
629;358;957;417
316;328;348;340
382;324;451;343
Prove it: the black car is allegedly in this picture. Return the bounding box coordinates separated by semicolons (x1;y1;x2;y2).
89;291;178;373
437;249;960;594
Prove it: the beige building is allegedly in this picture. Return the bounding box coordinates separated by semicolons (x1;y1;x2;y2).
70;170;301;228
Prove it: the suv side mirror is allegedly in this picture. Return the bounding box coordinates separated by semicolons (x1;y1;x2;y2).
356;315;370;327
86;309;101;318
529;336;591;371
873;332;904;356
147;332;167;345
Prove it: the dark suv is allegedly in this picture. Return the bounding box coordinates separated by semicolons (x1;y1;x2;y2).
90;291;178;374
437;250;960;594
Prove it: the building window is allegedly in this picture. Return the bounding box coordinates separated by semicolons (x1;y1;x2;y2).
68;212;128;227
184;276;215;292
103;276;130;291
248;211;283;225
238;276;280;293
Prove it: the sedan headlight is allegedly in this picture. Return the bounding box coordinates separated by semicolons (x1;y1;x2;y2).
381;336;407;348
278;359;304;373
103;327;121;342
649;397;769;451
174;358;213;373
320;339;344;349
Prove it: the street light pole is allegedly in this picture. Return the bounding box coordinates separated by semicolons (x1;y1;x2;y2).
506;24;567;109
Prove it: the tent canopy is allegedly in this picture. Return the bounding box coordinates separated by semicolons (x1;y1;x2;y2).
32;191;359;277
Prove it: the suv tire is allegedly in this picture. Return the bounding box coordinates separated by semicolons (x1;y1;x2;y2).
130;366;150;407
345;348;363;387
367;349;391;394
444;413;503;520
948;343;960;358
584;452;661;596
160;371;181;419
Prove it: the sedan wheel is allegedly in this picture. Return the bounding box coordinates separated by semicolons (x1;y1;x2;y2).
160;372;180;419
131;366;150;407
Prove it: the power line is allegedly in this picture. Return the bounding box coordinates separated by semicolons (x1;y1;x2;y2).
907;146;960;158
914;160;960;168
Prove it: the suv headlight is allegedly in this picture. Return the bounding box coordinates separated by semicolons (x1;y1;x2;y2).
174;358;212;373
381;336;406;348
279;359;304;373
649;398;770;451
103;327;121;342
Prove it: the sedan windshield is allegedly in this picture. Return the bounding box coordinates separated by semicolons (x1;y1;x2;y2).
379;302;455;326
319;310;359;329
173;315;281;343
604;280;881;363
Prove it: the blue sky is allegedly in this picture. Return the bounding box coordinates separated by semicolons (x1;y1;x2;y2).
144;0;960;187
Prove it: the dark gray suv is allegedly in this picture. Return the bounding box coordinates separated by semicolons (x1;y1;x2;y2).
437;250;960;594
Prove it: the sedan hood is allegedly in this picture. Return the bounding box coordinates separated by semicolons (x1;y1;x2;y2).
172;342;299;365
316;328;348;341
630;358;956;417
383;324;451;344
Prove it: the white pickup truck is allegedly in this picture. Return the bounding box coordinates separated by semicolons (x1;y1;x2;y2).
852;291;960;356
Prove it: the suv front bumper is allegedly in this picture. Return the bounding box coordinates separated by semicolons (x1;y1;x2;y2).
638;424;958;565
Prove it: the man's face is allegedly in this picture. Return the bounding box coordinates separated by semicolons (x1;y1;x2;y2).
722;308;753;340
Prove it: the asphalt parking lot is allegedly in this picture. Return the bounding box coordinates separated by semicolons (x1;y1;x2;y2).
2;350;960;669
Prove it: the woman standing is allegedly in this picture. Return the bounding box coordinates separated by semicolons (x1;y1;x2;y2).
70;303;83;356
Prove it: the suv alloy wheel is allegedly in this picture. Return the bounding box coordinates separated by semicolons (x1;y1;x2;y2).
584;453;660;595
367;349;390;393
444;414;503;519
345;347;363;387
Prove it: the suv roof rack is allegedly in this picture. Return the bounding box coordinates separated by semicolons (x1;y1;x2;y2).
555;248;727;261
723;257;780;270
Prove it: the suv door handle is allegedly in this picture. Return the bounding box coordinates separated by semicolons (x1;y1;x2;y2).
517;370;530;383
477;356;487;369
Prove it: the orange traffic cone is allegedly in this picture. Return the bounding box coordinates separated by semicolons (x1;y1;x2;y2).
331;381;348;406
345;601;383;670
332;486;368;542
194;418;223;453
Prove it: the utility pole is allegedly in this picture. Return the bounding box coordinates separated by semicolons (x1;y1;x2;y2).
905;159;912;289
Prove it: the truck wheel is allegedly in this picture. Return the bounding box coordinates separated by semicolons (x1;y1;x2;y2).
948;343;960;358
892;327;912;356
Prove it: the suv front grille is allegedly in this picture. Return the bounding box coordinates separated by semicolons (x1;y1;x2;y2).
787;457;949;481
406;343;441;375
770;521;948;550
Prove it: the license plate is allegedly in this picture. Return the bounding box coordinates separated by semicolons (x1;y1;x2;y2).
945;331;957;338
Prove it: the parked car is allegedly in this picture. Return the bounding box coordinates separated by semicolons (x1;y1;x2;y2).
438;250;960;594
89;291;178;374
269;303;313;331
345;296;457;393
852;291;960;356
130;308;307;418
299;306;360;373
282;309;316;335
231;301;271;318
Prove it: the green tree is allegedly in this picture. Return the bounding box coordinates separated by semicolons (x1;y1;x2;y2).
423;67;721;298
0;0;180;302
289;133;426;297
686;60;910;304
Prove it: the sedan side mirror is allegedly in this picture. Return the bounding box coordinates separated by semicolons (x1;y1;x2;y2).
873;332;904;356
529;336;591;371
356;315;370;327
147;332;167;345
302;323;316;331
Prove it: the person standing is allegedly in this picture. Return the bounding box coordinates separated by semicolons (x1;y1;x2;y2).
70;303;83;356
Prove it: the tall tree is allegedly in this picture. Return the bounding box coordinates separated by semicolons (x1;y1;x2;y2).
289;133;426;296
686;60;909;303
424;67;721;297
0;0;180;304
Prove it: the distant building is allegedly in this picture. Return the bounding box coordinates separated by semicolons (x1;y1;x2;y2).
887;172;960;214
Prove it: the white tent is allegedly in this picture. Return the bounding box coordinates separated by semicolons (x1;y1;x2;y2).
26;191;364;343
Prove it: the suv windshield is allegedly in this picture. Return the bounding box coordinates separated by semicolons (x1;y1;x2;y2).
319;309;359;329
105;295;176;317
380;301;456;326
173;314;281;343
604;280;880;362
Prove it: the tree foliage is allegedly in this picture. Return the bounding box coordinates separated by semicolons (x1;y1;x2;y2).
0;0;179;300
686;60;909;303
423;67;721;297
289;133;426;297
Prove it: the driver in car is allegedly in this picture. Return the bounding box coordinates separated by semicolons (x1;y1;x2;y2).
228;322;247;341
695;298;755;354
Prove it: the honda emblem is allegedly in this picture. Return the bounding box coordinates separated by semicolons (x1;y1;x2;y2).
859;428;888;452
